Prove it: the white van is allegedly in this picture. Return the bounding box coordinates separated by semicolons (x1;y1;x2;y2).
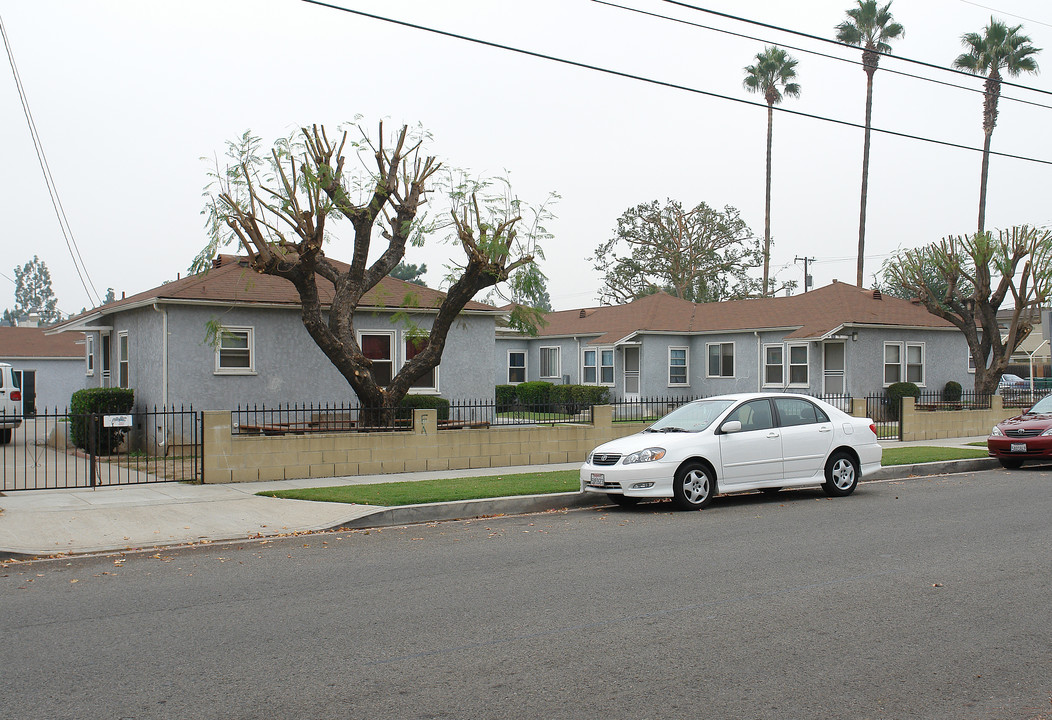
0;362;23;444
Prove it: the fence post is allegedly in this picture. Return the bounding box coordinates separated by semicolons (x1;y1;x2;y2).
88;412;97;488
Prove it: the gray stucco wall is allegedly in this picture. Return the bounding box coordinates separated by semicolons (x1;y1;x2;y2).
107;305;499;410
0;357;85;411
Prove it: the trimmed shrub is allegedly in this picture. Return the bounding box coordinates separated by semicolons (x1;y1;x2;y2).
495;385;517;412
398;394;450;421
69;388;135;453
942;381;963;402
551;384;610;413
886;381;921;421
515;381;554;406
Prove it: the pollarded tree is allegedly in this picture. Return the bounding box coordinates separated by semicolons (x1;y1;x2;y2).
882;225;1052;394
592;200;763;305
835;0;904;287
743;46;801;297
953;19;1040;232
13;256;61;324
196;122;553;424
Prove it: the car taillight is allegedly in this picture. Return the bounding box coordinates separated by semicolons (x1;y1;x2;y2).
869;423;877;437
10;390;20;402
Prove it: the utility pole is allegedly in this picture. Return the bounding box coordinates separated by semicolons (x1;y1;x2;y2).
795;256;815;293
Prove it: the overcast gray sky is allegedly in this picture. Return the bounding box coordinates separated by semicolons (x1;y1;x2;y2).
2;0;1050;313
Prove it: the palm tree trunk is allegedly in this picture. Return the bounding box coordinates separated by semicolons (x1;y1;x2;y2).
857;69;875;288
978;130;992;232
763;103;773;296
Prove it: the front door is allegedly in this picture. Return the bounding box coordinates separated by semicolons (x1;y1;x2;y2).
824;342;845;395
14;370;35;418
623;346;640;398
718;399;783;486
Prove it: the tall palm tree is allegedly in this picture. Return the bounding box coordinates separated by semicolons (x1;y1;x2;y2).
835;1;904;288
953;18;1040;232
743;46;800;297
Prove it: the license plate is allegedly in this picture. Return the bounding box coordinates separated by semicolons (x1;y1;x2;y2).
1011;443;1027;453
589;473;605;487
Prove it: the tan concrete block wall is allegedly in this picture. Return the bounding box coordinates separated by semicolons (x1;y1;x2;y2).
900;396;1005;441
202;408;647;483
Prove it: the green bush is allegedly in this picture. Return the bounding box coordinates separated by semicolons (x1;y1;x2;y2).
397;394;450;421
495;385;517;412
886;381;921;421
942;381;963;402
550;384;611;413
69;388;135;453
515;381;554;405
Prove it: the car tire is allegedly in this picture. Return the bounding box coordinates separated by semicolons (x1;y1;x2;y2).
0;428;10;445
672;461;715;510
608;494;641;507
999;458;1024;469
822;451;859;497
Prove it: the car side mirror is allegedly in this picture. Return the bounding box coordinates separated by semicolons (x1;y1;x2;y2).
721;420;742;434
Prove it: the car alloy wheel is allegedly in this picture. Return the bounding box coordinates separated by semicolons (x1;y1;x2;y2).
673;461;715;510
822;451;859;497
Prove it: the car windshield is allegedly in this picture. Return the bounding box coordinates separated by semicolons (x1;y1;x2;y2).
1026;394;1052;415
648;399;735;433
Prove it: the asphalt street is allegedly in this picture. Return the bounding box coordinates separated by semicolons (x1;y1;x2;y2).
2;467;1050;720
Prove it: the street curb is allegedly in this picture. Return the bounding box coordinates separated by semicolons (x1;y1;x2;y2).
327;457;1002;531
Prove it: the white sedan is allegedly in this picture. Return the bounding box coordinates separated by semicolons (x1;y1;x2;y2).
581;393;882;510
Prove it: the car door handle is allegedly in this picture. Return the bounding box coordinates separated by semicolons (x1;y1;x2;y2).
819;426;831;432
766;431;780;438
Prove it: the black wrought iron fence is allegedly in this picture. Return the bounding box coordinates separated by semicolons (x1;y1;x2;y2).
1;405;201;491
913;390;993;410
610;396;698;423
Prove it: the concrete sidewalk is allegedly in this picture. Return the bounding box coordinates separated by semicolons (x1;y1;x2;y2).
0;436;996;560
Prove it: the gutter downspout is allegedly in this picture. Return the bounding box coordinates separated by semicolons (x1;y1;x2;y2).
755;332;762;392
152;302;169;453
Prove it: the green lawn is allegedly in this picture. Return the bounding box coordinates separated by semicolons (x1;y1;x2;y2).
259;445;991;507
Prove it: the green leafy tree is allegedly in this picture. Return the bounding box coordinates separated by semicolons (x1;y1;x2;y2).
881;225;1052;394
953;19;1040;232
103;288;116;304
390;262;428;286
593;200;763;305
197;122;554;423
743;46;801;297
836;0;904;287
13;256;61;324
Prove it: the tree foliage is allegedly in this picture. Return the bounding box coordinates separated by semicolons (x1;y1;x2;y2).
390;262;428;286
881;225;1052;394
953;19;1040;231
592;200;764;305
12;256;61;324
742;46;801;296
196;121;554;421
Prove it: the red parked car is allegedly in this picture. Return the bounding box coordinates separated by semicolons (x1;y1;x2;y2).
988;392;1052;468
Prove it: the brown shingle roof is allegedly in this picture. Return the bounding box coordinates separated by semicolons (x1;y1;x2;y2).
531;282;954;344
0;327;82;358
56;255;497;326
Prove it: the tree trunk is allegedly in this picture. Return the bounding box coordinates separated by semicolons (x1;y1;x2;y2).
763;102;773;297
856;63;876;288
977;130;993;233
978;71;1000;233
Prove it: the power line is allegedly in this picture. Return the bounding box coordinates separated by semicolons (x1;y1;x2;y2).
661;0;1052;98
0;13;102;308
299;0;1052;167
957;0;1052;29
593;0;1052;113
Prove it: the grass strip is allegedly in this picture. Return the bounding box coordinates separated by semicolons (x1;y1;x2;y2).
260;445;990;507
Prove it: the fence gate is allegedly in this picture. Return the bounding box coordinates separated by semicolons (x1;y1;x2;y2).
0;407;201;491
865;394;902;441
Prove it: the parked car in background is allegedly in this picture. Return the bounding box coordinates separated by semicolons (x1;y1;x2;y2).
580;393;882;510
998;373;1028;396
0;362;23;444
988;393;1052;469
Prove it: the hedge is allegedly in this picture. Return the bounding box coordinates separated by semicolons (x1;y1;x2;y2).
69;388;135;453
885;381;921;421
397;394;450;421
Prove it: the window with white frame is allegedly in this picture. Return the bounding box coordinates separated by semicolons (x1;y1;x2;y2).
600;348;614;385
86;335;95;376
405;335;438;391
582;349;597;384
884;342;925;386
118;332;129;388
508;350;526;384
216;327;255;374
764;344;783;386
707;342;734;378
540;347;560;379
669;347;688;386
788;344;809;386
358;331;394;386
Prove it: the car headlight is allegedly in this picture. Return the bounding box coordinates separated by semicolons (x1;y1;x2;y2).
623;447;666;464
1042;428;1052;437
991;426;1004;436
